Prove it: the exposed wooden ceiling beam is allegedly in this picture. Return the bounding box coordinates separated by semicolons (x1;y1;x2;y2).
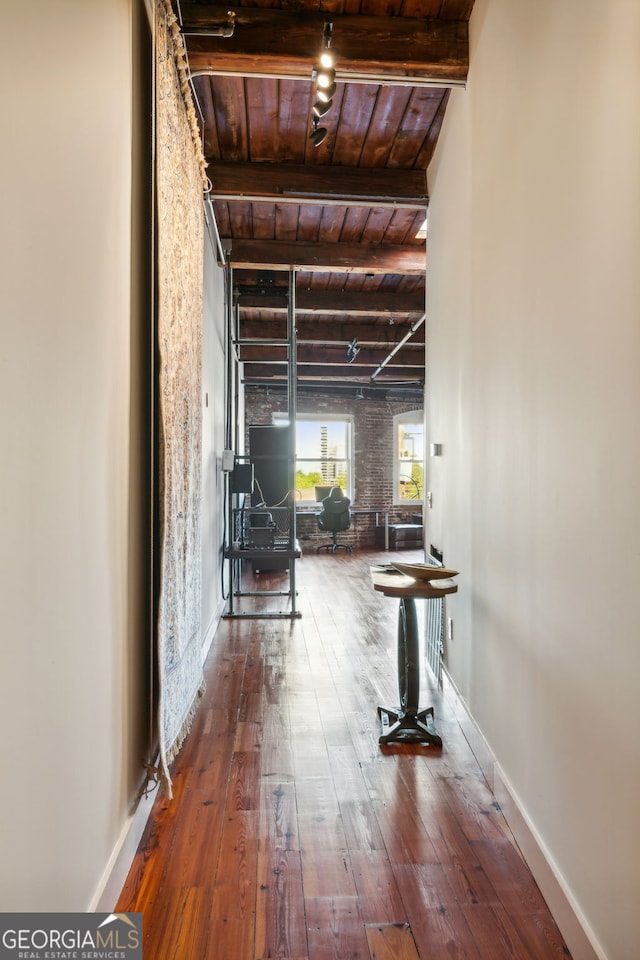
238;345;421;366
208;161;427;209
238;319;425;345
183;8;468;86
242;364;424;382
235;288;424;316
223;239;426;274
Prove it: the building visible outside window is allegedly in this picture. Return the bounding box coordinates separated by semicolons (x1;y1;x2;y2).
290;417;353;502
394;412;424;504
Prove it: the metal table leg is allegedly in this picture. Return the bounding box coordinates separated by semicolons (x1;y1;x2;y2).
377;596;442;747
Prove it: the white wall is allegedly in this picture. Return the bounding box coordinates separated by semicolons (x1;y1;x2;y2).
0;0;146;909
201;222;228;645
427;1;640;958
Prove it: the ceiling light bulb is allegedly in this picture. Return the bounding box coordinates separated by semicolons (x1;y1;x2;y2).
316;82;336;103
320;50;334;68
317;69;335;89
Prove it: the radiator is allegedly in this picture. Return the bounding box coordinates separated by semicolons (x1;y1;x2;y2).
425;555;445;687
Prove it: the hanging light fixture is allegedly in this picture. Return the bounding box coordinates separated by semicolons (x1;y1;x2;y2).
315;67;336;103
312;99;332;119
346;338;360;363
309;22;336;147
309;117;328;147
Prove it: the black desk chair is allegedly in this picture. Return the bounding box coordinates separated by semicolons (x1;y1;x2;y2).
316;486;352;554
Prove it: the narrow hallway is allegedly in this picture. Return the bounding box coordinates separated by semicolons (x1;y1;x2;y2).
118;550;571;960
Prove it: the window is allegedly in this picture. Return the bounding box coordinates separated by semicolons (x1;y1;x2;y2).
394;412;424;505
289;416;353;503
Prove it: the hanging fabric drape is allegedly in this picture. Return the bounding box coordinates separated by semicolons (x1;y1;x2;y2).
155;0;208;796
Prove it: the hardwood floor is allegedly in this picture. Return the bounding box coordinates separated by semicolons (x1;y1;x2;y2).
117;549;572;960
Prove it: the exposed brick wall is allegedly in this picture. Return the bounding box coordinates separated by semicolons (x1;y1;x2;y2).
244;387;423;549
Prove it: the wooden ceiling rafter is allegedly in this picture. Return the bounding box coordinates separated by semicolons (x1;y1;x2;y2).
182;6;469;86
207;161;428;208
237;344;423;365
223;239;426;274
242;364;425;382
233;288;424;316
237;320;425;345
179;0;476;392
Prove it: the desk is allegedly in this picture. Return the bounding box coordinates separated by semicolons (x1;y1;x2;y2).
297;506;391;549
371;565;458;746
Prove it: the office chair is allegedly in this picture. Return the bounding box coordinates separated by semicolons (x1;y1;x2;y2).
316;486;352;554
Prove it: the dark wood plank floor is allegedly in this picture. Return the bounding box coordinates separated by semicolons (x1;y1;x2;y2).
117;549;572;960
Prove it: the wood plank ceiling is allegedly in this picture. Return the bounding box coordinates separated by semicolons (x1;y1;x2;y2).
177;0;475;396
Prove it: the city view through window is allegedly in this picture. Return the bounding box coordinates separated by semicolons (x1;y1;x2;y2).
397;420;424;502
287;415;424;505
294;419;350;502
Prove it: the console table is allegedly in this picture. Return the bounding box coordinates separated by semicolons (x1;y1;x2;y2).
371;565;459;746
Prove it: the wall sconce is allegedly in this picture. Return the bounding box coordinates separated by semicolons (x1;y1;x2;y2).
309;22;336;146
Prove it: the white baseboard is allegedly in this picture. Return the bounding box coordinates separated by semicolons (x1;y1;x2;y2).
201;600;225;663
89;778;158;912
441;669;606;960
91;607;224;913
441;669;496;792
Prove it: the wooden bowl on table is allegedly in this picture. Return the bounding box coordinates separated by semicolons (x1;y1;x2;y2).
392;563;459;581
